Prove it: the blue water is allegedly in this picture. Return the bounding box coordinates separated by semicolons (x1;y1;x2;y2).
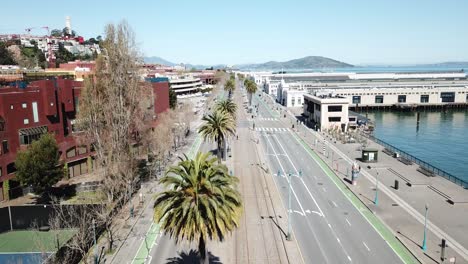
366;110;468;182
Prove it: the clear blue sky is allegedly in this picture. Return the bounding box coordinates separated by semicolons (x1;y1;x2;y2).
2;0;467;65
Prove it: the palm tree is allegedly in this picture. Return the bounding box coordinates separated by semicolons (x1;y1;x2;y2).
198;110;236;161
245;79;257;106
154;152;242;264
224;79;235;98
215;99;237;120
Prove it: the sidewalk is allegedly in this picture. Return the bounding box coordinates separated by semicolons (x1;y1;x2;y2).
263;93;468;264
90;123;203;264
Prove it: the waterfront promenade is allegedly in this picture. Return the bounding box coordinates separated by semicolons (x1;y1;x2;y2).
269;96;468;263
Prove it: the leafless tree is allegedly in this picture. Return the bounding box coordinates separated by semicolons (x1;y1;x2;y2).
77;21;152;203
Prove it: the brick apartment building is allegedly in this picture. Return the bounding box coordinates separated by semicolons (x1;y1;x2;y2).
0;78;169;201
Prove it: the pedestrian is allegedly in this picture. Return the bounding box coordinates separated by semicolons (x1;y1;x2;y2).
237;134;239;140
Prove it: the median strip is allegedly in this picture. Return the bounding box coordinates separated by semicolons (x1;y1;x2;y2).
290;132;418;264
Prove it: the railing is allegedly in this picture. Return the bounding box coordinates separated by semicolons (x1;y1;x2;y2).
366;134;468;189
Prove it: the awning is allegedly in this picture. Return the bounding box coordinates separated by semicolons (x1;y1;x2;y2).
19;125;48;136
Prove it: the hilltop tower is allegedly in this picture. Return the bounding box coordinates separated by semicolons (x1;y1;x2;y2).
65;16;72;34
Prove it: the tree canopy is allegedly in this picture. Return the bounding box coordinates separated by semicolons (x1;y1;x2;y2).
154;152;242;263
15;133;63;194
0;42;17;65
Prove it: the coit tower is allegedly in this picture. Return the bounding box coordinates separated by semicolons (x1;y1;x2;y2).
65;16;71;34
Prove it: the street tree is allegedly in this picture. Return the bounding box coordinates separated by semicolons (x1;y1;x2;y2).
169;88;177;109
224;79;235;98
154;152;242;264
198;110;236;162
15;133;63;195
215;99;237;120
245;79;257;106
77;21;152;203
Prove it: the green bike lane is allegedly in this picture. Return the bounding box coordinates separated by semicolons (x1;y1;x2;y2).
131;133;203;264
289;132;418;264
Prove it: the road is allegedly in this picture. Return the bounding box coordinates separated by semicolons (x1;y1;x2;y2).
250;92;405;264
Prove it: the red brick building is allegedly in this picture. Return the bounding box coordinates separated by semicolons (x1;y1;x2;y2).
0;79;169;201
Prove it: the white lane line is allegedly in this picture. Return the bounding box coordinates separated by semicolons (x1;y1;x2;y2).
264;134;306;216
322;187;326;192
345;218;351;226
332;201;338;208
272;134;325;218
363;241;370;251
337;237;341;243
347;255;352;262
328;223;332;229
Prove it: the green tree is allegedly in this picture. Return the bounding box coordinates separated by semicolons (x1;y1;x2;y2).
215;99;237;120
244;79;257;106
154;152;242;264
224;79;235;98
198;110;236;162
50;29;62;37
0;42;16;65
15;133;63;194
55;43;76;67
169;88;177;109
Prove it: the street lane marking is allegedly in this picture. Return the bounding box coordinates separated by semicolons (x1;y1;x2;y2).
264;134;306;216
363;242;370;251
337;238;341;243
347;256;352;262
272;134;325;218
345;218;351;226
332;201;338;208
322;187;326;192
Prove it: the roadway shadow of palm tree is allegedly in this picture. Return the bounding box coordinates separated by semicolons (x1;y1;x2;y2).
166;249;222;264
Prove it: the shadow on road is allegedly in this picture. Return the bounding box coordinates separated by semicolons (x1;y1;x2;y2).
267;216;287;238
166;249;222;264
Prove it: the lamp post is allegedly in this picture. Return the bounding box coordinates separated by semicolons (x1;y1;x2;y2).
374;171;379;205
92;219;97;264
422;204;429;251
287;171;292;241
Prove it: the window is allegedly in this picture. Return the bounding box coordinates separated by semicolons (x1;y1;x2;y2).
328;117;341;122
66;147;76;158
440;92;455;103
420;95;429;103
74;97;80;113
32;102;39;123
375;95;384;104
466;94;468;103
22;103;27;109
398;95;406;103
0;117;4;131
19;127;46;145
7;163;16;174
77;146;87;155
349;117;356;122
2;140;8;153
0;167;2;177
328;105;342;112
352;96;361;104
23;119;29;125
315;104;320;111
291;98;295;106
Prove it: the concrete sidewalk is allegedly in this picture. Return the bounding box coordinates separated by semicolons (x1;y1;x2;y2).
264;94;468;263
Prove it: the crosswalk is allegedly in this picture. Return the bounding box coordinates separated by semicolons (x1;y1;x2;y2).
257;117;278;121
255;127;291;132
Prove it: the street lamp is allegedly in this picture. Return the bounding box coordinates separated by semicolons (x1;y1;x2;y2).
374;171;379;205
287;171;292;241
92;219;97;264
422;204;429;251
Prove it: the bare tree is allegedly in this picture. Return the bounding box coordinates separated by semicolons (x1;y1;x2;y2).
77;21;152;203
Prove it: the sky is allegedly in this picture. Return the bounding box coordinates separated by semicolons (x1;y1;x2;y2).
1;0;468;66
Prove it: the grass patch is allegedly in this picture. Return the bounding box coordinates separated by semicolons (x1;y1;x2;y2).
63;190;105;204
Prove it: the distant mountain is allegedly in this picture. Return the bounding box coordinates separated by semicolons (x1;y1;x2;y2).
236;56;353;70
143;56;176;66
185;63;227;70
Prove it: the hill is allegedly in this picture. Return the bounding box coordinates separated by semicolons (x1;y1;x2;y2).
143;56;176;66
236;56;353;70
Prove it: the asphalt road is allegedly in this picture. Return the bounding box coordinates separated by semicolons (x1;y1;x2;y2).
251;93;404;264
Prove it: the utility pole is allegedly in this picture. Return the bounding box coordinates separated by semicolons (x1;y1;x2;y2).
287;171;292;241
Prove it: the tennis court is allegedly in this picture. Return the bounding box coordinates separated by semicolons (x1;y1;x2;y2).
0;229;76;264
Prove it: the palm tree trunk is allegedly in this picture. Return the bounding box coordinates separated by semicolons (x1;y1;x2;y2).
217;140;222;163
248;93;252;106
199;235;208;264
